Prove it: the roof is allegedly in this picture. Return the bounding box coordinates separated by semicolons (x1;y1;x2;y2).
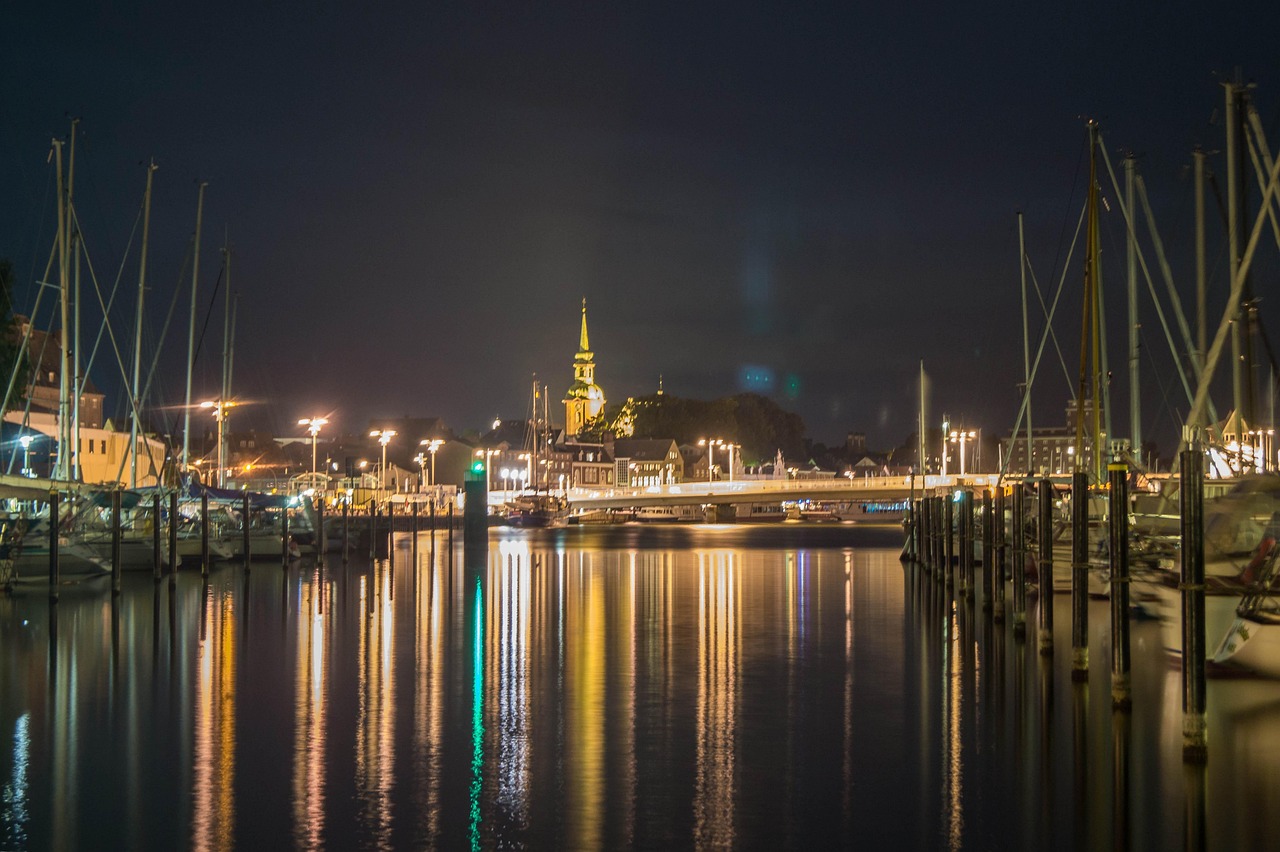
611;438;678;462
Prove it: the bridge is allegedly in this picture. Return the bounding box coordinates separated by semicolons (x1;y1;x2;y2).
484;473;1003;510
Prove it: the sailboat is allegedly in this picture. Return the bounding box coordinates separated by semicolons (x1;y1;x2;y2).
504;377;567;528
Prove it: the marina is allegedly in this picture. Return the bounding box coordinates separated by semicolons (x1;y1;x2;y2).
3;524;1279;849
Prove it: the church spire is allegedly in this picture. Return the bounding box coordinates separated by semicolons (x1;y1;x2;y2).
579;297;590;352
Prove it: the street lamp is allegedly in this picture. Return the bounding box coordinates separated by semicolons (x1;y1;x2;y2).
200;398;238;487
298;416;328;482
949;429;977;476
369;429;396;491
18;434;33;477
420;438;444;486
698;438;723;483
721;442;739;482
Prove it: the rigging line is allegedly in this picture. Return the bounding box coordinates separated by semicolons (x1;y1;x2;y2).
71;203;139;401
190;262;226;382
1042;130;1090;312
1135;175;1201;376
1097;144;1201;420
1025;256;1075;395
1139;324;1179;453
1243;114;1280;253
141;239;193;408
19;155;55;314
997;209;1084;483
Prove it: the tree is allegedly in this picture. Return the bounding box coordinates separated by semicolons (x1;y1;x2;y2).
0;259;28;416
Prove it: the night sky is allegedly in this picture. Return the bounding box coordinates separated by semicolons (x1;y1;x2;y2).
4;2;1277;452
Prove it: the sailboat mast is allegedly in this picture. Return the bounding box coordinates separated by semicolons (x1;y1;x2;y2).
219;238;232;488
918;361;926;475
1125;154;1141;458
130;160;157;489
1225;80;1245;441
1018;211;1032;474
1194;148;1207;375
183;181;207;471
68;118;81;481
1076;124;1099;476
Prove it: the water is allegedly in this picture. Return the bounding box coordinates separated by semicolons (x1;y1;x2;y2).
2;524;1279;850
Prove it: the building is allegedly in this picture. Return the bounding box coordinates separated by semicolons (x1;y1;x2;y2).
562;299;605;437
1001;399;1106;475
609;437;682;486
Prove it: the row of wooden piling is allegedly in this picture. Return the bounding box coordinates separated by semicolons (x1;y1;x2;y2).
905;431;1208;762
45;493;456;603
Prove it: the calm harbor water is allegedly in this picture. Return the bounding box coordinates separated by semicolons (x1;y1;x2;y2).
2;523;1279;850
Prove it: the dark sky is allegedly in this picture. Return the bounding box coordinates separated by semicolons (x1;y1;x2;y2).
4;2;1278;451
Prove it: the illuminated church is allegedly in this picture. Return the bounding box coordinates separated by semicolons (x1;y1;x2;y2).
563;299;606;437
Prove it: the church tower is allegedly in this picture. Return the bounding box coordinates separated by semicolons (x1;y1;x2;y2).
563;299;606;437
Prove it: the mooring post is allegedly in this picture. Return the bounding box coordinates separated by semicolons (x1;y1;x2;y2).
982;490;993;612
168;491;179;585
412;498;419;563
1071;470;1089;682
944;496;955;590
993;486;1007;622
111;489;122;595
369;500;376;561
342;497;349;564
920;498;931;573
48;491;60;602
1012;482;1026;636
1108;458;1131;709
200;491;210;578
152;493;162;582
388;503;395;571
447;501;454;549
933;496;944;581
1180;428;1207;762
282;506;291;568
315;496;325;568
242;491;252;568
1037;477;1054;654
960;490;974;600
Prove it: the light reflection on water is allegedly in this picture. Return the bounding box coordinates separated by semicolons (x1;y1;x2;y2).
1;524;1279;849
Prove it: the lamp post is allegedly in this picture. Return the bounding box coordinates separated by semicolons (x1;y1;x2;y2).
698;438;723;483
18;435;33;477
420;438;444;487
369;429;396;493
500;467;510;498
200;398;238;487
949;429;977;476
722;442;739;482
298;416;328;482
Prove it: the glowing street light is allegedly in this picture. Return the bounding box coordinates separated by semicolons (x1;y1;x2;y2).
949;429;977;476
420;438;445;486
721;441;739;482
369;429;396;490
698;437;723;483
18;434;33;477
200;398;238;487
298;416;328;481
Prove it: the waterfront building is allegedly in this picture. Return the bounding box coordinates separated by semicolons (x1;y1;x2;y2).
609;437;682;486
562;299;605;437
1000;399;1105;475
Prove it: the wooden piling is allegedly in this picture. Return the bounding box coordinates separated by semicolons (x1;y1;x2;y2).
282;506;291;568
1108;460;1131;709
111;489;122;595
1012;482;1026;636
168;491;179;585
412;499;419;563
1037;477;1054;654
153;494;162;582
1071;470;1089;682
342;498;349;564
960;490;974;600
242;492;252;567
1180;431;1207;762
48;491;60;601
316;496;325;567
369;500;376;561
981;490;993;612
447;501;454;549
944;496;955;589
200;491;210;577
993;486;1006;622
